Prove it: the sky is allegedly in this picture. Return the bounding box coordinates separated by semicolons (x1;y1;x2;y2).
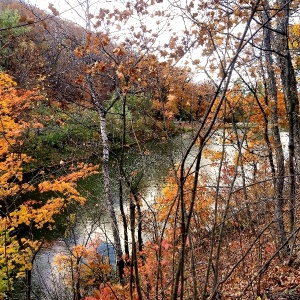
26;0;112;27
25;0;173;44
24;0;208;82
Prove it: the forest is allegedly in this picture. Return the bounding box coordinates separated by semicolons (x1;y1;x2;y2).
0;0;300;299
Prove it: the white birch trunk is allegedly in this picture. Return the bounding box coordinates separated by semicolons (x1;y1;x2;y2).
87;74;123;260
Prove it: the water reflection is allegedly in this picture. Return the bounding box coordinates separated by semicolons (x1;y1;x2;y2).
32;130;290;299
31;132;191;299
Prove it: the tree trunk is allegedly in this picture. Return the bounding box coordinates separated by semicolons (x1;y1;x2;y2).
87;75;123;263
119;94;129;257
275;0;299;234
83;1;123;264
98;105;123;260
261;6;287;247
119;176;129;256
129;199;143;300
26;269;31;300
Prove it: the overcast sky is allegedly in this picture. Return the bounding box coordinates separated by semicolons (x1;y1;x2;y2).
26;0;111;27
25;0;207;81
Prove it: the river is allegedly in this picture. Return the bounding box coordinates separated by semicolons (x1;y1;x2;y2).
31;131;199;299
30;129;289;299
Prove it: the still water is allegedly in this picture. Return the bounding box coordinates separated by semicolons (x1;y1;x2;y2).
31;132;200;299
30;130;289;299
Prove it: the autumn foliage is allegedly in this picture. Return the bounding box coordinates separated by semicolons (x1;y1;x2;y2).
0;73;99;297
0;0;300;299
